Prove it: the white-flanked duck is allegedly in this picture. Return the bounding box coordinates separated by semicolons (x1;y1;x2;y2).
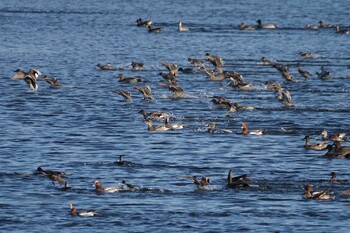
241;123;265;135
93;180;119;193
70;203;100;217
304;184;333;200
335;25;349;34
207;122;232;134
148;25;162;33
165;117;184;130
146;119;170;132
136;18;152;27
256;19;277;29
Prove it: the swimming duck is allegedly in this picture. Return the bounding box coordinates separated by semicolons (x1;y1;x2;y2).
114;155;126;165
322;145;335;158
299;52;318;59
225;102;237;114
113;90;133;101
131;62;144;70
304;184;333;200
305;24;319;30
165;117;184;130
260;57;276;66
239;23;255;30
316;66;330;80
335;25;349;34
121;180;135;190
296;64;311;79
303;136;327;150
43;76;61;88
202;69;227;81
118;74;142;83
187;58;204;66
134;83;153;100
136;18;152;27
160;61;179;77
36;167;66;177
207;122;232;133
145;118;170;132
70;203;100;217
205;53;223;74
256;19;277;29
93;180;119;193
138;109;170;120
148;25;162;33
178;20;189;31
264;81;281;91
319;20;333;28
226;169;250;188
333;141;350;158
233;102;254;111
96;63;116;70
12;68;42;80
331;133;347;142
211;96;229;108
276;88;293;107
329;171;347;184
241;123;265;135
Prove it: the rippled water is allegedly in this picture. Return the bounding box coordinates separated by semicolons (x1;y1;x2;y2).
1;0;350;232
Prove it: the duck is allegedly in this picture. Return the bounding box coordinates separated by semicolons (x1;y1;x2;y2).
43;76;61;88
70;203;100;217
260;57;276;66
305;24;319;30
187;58;204;66
276;87;293;107
145;118;170;132
131;62;144;70
303;136;328;150
205;53;223;74
36;167;66;177
164;117;184;130
114;155;126;165
159;72;177;84
134;83;153;100
178;20;189;31
299;52;318;59
160;61;178;77
148;25;162;33
121;180;135;190
331;133;347;142
226;169;250;188
191;176;210;188
233;102;254;111
47;174;66;186
319;20;333;28
136;18;152;27
93;180;119;193
241;123;265;135
335;25;349;34
239;23;255;30
113;90;133;101
207;122;232;133
138;109;170;120
24;75;38;90
167;84;184;97
202;69;227;81
264;81;281;91
118;74;142;83
329;171;348;184
304;184;333;200
332;141;350;158
96;63;116;70
322;145;335;158
225;102;237;114
12;68;42;80
211;96;229;108
296;64;311;79
256;19;277;29
341;189;350;195
316;66;330;80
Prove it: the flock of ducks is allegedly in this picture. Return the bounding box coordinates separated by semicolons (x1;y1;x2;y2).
11;17;350;217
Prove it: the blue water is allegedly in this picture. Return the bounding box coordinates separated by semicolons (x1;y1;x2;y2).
1;0;350;232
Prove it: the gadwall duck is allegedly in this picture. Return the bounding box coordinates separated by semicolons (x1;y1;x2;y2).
333;141;350;158
118;74;142;83
145;118;170;132
159;72;177;84
178;20;189;31
70;203;100;217
113;90;133;101
211;96;229;108
148;25;162;33
316;66;330;80
131;62;144;70
36;167;66;176
233;102;254;111
296;64;311;79
305;24;319;30
260;57;276;66
225;102;237;114
134;83;153;100
264;81;281;91
167;84;184;97
304;184;333;200
319;20;333;28
303;136;327;150
43;76;61;88
329;171;348;184
256;19;277;29
138;109;170;120
160;61;178;77
96;63;116;70
276;88;293;107
241;123;265;135
299;52;318;59
136;18;152;27
202;69;227;81
93;180;119;193
205;53;223;74
335;25;349;34
227;169;250;188
239;23;255;30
